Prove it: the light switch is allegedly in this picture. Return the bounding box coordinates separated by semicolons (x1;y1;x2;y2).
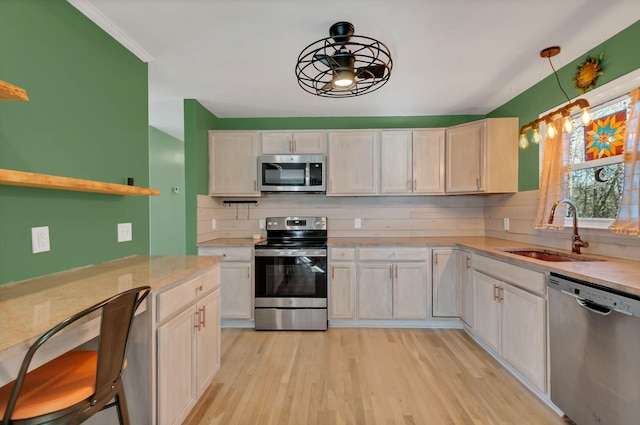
354;218;362;229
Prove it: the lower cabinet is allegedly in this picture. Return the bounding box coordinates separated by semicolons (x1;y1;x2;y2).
155;269;221;425
357;248;429;320
198;246;253;320
459;250;473;327
432;248;460;317
472;255;546;392
329;248;357;319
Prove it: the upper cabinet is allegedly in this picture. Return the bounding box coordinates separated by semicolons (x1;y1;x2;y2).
208;131;259;197
260;131;326;154
445;118;518;194
327;130;378;196
379;129;445;195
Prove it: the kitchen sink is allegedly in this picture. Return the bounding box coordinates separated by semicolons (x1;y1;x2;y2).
501;248;604;262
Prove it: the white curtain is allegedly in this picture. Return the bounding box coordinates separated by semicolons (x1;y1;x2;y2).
533;118;571;229
609;87;640;235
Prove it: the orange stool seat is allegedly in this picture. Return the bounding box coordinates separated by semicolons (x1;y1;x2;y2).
0;350;97;420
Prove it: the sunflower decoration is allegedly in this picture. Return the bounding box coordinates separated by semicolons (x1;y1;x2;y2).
572;53;604;93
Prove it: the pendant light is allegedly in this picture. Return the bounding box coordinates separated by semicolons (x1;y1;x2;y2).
518;46;593;149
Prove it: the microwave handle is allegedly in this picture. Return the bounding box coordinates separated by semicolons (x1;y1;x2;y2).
305;162;310;187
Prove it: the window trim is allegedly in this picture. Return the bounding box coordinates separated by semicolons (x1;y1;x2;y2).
538;68;640;229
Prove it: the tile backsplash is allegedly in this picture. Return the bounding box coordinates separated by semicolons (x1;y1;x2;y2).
198;191;640;261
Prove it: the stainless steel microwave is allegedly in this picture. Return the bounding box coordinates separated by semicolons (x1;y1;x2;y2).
258;155;325;192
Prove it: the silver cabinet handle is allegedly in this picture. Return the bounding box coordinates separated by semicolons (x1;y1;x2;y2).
194;310;201;330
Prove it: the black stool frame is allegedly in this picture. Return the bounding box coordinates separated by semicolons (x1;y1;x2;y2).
1;286;150;425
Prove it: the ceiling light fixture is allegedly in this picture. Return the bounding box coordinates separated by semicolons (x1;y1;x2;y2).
518;46;593;149
295;22;393;98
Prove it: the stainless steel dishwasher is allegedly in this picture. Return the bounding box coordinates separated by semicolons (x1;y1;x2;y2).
548;272;640;425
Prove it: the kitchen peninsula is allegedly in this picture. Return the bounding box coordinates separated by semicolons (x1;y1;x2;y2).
0;255;222;425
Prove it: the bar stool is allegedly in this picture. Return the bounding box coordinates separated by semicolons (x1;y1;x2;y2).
0;286;150;425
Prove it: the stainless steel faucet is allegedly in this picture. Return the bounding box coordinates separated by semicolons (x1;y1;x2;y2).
548;199;589;254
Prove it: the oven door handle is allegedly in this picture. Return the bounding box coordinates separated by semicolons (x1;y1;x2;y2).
255;249;327;257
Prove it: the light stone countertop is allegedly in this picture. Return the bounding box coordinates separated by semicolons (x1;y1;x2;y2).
199;236;640;297
330;236;640;297
0;255;222;363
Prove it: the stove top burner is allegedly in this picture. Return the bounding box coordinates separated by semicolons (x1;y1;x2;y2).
254;239;327;249
257;216;327;250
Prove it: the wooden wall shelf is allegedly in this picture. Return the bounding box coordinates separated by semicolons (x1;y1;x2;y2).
0;168;160;196
0;80;29;101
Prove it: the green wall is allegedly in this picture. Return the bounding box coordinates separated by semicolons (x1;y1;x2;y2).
0;0;149;285
488;19;640;191
184;99;219;254
213;115;482;131
149;127;186;255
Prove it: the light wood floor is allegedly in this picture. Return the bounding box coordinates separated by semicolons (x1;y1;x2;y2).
183;328;567;425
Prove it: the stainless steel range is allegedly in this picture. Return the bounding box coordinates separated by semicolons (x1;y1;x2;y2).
254;216;328;330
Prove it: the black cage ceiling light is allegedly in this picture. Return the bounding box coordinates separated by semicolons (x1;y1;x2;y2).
295;21;393;98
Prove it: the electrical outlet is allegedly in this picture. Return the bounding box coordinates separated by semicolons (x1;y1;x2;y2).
211;219;217;230
503;218;510;231
259;219;266;229
117;223;132;242
31;226;51;253
354;218;362;229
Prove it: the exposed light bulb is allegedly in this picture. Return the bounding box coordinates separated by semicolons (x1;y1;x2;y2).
562;114;574;133
581;107;593;126
547;121;557;139
532;127;542;144
518;133;529;149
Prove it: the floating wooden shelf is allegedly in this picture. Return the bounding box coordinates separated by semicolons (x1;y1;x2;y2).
0;80;29;101
0;168;160;196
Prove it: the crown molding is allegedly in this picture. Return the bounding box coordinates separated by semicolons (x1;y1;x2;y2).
67;0;154;62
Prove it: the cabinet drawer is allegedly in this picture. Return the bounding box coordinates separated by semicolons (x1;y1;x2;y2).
473;255;545;295
359;247;428;262
156;270;218;323
330;248;356;261
198;247;252;262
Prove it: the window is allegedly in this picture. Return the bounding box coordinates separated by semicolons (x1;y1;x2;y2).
567;95;629;222
536;68;640;230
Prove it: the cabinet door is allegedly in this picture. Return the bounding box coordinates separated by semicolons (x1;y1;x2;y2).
358;263;393;319
327;131;378;195
196;289;221;397
501;283;546;392
157;308;196;425
472;270;501;353
209;131;259;196
220;262;253;319
329;262;357;319
412;129;445;194
394;262;428;319
260;132;292;154
445;121;485;193
292;131;326;154
432;249;460;317
379;130;412;194
459;251;474;327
